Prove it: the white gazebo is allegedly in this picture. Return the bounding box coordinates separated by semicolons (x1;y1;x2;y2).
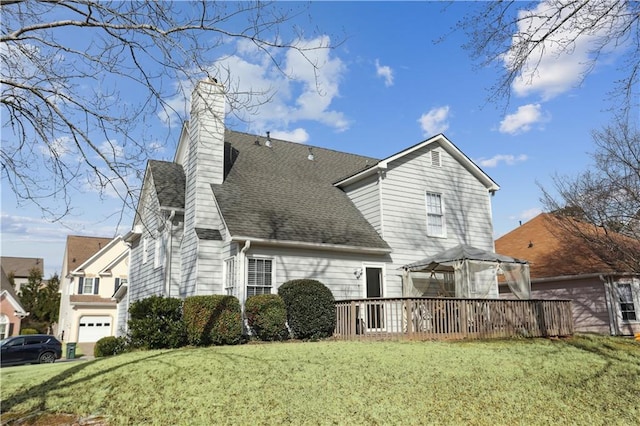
401;244;531;299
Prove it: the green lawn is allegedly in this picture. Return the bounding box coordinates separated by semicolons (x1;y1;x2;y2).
1;334;639;425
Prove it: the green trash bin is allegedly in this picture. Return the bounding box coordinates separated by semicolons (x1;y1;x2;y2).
66;343;77;359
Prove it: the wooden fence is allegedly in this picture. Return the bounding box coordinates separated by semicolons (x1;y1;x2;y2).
335;297;573;340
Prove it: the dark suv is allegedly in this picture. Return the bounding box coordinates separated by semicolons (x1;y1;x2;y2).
1;334;63;366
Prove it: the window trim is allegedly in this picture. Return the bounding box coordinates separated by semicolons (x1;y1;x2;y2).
78;277;100;295
246;257;275;298
616;282;637;322
425;191;447;238
224;257;237;296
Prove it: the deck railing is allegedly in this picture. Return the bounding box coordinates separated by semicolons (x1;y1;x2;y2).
335;297;573;340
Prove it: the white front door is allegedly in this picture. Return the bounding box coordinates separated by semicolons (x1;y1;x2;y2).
77;316;112;342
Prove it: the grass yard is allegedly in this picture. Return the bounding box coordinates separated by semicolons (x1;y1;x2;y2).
1;334;639;425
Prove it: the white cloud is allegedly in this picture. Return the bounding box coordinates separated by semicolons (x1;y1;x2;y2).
476;154;528;168
509;208;542;223
499;103;546;134
505;1;625;100
40;136;74;158
418;106;450;136
375;59;394;87
160;36;349;139
100;139;125;161
270;128;309;144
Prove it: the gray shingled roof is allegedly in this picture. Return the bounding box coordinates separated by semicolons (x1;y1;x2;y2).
195;228;223;240
212;131;389;249
148;160;186;209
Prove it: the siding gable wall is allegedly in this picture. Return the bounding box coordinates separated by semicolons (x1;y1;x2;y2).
379;143;494;294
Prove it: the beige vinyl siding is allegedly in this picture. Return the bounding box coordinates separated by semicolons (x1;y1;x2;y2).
244;245;392;301
530;278;611;334
380;143;494;272
344;173;382;235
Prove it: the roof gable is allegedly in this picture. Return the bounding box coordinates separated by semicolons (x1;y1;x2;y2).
1;266;26;312
335;134;499;191
64;235;115;276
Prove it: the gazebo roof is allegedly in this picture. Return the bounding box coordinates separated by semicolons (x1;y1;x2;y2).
403;244;528;272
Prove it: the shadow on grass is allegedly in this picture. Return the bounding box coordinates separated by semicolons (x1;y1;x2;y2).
0;351;178;416
560;334;640;368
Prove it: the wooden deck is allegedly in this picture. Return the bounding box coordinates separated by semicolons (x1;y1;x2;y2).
335;297;573;340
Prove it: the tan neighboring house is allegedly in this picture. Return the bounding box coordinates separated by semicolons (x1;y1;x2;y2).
58;236;128;348
0;256;44;294
496;213;640;336
1;267;29;339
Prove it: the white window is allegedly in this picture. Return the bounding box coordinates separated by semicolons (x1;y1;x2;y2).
0;314;9;339
426;192;446;237
616;283;637;322
79;277;100;295
224;257;236;296
247;258;273;297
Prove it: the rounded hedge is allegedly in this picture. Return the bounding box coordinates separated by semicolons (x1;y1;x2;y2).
128;295;186;349
278;279;335;340
245;294;288;341
94;336;128;358
20;328;39;335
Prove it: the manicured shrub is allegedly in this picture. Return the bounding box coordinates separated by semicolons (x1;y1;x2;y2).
183;295;243;346
278;279;336;340
128;295;186;349
20;328;39;335
94;336;128;358
245;294;288;341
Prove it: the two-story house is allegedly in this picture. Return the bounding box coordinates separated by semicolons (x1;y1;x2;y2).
123;80;500;334
0;256;44;294
58;235;129;350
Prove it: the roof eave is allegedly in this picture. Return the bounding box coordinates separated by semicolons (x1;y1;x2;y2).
230;236;392;255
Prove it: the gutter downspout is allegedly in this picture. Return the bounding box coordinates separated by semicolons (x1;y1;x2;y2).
239;240;251;305
165;210;176;297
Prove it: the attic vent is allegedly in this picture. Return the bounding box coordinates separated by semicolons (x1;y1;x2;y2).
431;150;441;167
308;147;314;161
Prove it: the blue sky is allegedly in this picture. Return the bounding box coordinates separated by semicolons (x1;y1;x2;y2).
1;1;631;277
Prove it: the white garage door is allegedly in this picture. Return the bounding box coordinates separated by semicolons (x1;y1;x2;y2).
78;316;112;342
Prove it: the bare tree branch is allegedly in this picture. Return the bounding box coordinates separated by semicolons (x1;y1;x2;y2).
1;0;333;227
540;117;640;273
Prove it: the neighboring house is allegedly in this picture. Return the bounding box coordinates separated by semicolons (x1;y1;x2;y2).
58;235;129;346
1;267;29;338
125;80;500;332
0;256;44;294
496;213;640;336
